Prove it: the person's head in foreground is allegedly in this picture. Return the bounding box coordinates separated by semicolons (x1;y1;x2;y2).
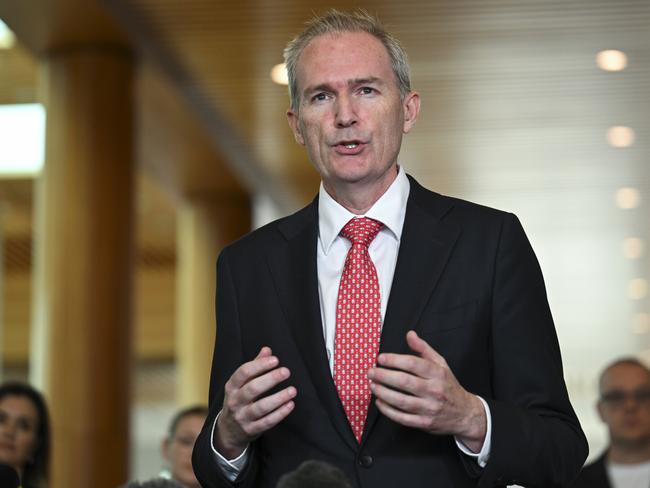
276;460;353;488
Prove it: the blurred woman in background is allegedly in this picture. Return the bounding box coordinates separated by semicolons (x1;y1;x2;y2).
0;381;50;488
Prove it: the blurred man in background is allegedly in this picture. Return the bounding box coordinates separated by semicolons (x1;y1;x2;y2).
162;406;208;488
573;358;650;488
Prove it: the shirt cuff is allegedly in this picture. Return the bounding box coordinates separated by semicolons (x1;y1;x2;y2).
210;411;249;481
454;396;492;468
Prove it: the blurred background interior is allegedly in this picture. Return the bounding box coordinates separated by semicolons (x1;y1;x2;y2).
0;0;648;487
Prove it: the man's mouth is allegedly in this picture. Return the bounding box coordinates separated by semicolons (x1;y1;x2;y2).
333;140;366;155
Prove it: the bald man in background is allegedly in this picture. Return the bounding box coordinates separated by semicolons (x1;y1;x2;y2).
573;358;650;488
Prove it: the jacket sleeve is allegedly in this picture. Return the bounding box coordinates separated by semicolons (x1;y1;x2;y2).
192;248;260;488
474;213;588;487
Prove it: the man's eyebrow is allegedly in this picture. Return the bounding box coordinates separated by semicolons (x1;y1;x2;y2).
303;83;333;97
303;76;383;93
350;77;382;86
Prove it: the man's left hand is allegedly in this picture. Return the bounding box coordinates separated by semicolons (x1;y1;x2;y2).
367;330;487;452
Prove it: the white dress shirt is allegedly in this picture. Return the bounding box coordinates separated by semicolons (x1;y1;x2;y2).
212;167;492;479
608;460;650;488
317;166;408;373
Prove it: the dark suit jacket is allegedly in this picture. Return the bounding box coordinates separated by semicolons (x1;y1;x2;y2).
192;176;588;488
571;453;610;488
0;464;20;488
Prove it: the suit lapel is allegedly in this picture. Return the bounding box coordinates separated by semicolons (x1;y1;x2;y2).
266;201;358;450
362;180;461;442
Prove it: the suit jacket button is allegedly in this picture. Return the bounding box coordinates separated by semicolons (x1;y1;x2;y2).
358;454;373;468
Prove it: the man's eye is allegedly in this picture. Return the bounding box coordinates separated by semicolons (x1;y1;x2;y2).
175;436;196;447
312;93;329;102
359;87;375;95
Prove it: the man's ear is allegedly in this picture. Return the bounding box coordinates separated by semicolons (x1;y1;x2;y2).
596;401;606;423
161;437;171;462
287;109;305;145
402;91;421;134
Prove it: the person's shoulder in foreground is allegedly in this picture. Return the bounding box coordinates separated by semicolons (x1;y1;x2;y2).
277;460;353;488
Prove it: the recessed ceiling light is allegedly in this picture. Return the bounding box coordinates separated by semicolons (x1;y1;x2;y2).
629;278;648;300
270;63;288;85
607;126;635;148
0;19;16;50
596;49;627;72
623;237;645;259
615;187;641;209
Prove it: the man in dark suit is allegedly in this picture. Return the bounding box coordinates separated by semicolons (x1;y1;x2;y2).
572;358;650;488
192;9;587;488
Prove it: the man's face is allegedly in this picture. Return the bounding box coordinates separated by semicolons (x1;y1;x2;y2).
162;413;205;488
598;363;650;447
287;31;419;197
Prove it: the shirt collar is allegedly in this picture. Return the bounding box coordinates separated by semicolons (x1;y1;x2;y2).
318;166;410;255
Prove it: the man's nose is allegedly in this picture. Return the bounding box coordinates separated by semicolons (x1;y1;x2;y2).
622;396;641;410
335;96;357;128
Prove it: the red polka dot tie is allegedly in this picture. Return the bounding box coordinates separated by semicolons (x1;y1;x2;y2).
334;217;384;443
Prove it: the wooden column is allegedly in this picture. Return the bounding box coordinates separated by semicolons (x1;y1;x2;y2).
30;46;135;488
176;195;250;405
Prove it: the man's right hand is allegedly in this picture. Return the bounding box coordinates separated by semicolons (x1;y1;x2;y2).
215;347;297;459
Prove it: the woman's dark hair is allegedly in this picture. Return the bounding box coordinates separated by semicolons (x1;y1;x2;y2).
0;381;50;488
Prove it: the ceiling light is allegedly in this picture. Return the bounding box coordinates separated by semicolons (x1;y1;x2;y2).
629;279;648;300
0;103;46;177
615;187;641;209
270;63;288;85
607;126;635;148
596;50;627;72
634;313;650;334
0;19;16;50
623;237;645;259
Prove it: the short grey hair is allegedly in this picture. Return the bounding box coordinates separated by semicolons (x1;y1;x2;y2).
283;9;412;112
